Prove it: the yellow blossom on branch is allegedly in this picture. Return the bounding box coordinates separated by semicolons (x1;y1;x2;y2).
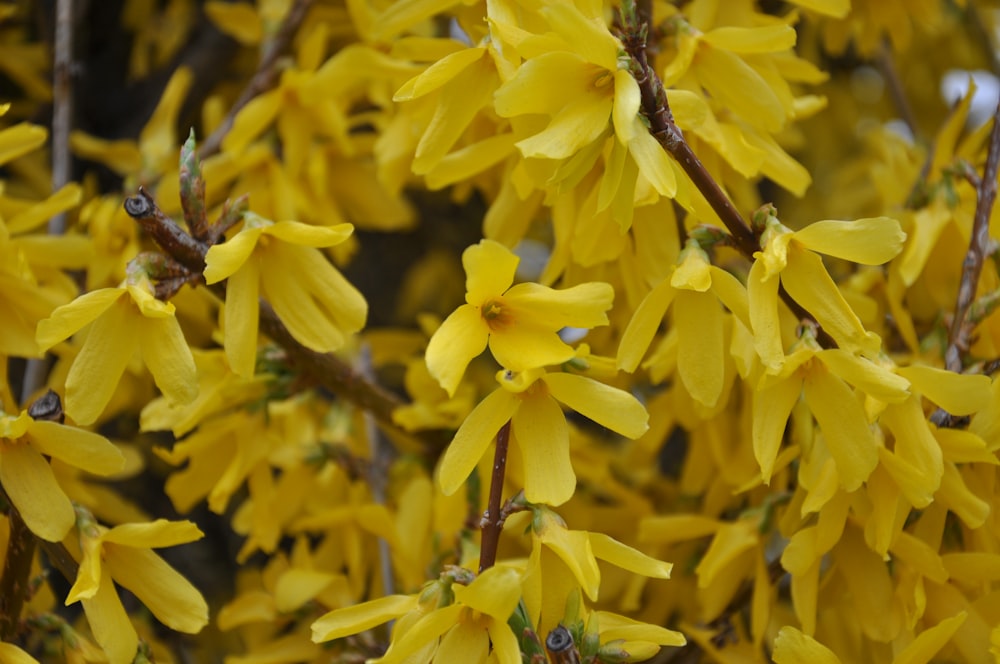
426;239;614;396
203;212;367;377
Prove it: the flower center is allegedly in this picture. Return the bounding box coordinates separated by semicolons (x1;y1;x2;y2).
481;298;512;330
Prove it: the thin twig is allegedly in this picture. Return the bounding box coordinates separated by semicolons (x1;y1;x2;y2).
944;100;1000;373
197;0;312;160
0;504;36;641
875;41;919;141
478;420;512;573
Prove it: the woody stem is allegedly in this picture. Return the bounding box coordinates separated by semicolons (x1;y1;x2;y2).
478;420;512;573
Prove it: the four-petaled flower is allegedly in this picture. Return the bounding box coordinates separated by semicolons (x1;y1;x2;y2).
426;239;614;396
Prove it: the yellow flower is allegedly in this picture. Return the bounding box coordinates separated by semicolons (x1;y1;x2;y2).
313;565;523;664
36;275;198;425
203;212;367;377
426;239;614;396
749;211;905;370
66;515;209;664
617;239;749;407
0;410;124;541
0;642;39;664
438;367;648;505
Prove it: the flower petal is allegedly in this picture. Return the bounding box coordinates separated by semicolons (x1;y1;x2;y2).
675;289;724;407
488;321;576;372
102;519;204;548
589;532;672;578
464;239;518;305
0;441;75;541
36;288;124;351
896;365;991;415
104;544;208;633
65;300;137;425
311;595;417;643
425;304;489;396
81;568;139;664
28;420;125;476
438;388;518;496
748;259;784;371
503;281;614;329
752;374;802;484
223;259;260;377
543;372;648;438
514;392;573;505
772;626;841;664
141;315;198;406
616;277;676;372
456;565;523;618
264;221;355;247
792;217;905;265
203;226;264;283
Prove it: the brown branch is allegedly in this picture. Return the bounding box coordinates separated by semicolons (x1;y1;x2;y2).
944;100;1000;373
478;420;512;573
0;504;36;641
196;0;312;160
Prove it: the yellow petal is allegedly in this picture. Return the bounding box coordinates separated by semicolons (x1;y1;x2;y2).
438;388;518;495
28;420;125;476
0;123;47;166
141;316;198;407
695;521;757;588
69;131;141;176
896;365;991;415
514;391;573;505
894;612;967;664
879;397;943;508
701;25;797;54
589;532;672;578
616;277;676;372
264;221;355;247
203;226;264;283
223;260;260;378
543;372;649;438
675;290;724;407
504;282;614;329
753;373;802;484
815;349;910;403
102;519;204;548
464;239;518;304
220;90;282;155
81;568;138;664
792;217;906;265
488;322;576;372
0;441;75;541
104;545;208;633
803;363;878;491
781;246;880;356
537;520;600;600
594;611;686;646
516;95;612;160
394;47;485;100
65;300;137;425
0;642;40;664
628;128;677;197
425;304;489;396
379;604;463;664
36;288;125;350
204;1;262;44
456;565;523;618
772;626;841;664
311;595;417;643
748;259;784;370
434;621;488;663
613;70;640;142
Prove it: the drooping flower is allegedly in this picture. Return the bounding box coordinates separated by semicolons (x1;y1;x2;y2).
438;367;648;505
67;514;209;664
203;212;367;377
425;239;614;396
36;272;198;425
0;410;124;541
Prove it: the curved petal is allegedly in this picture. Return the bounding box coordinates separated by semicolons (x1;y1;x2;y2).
81;568;139;664
289;244;367;338
772;626;841;664
438;388;518;496
223;258;260;377
504;281;614;329
747;259;784;371
102;519;204;548
379;604;463;664
203;226;264;283
896;364;991;415
792;217;905;265
487;619;522;664
36;288;124;350
589;532;672;578
141;316;198;407
104;545;208;633
628;128;677;197
220;90;282;154
425;304;489;396
516;95;612;160
0;441;75;541
616;277;676;372
464;239;518;304
0;642;41;664
65;299;137;425
488;322;575;372
675;289;724;407
613;69;641;142
803;364;878;491
752;374;802;484
514;393;573;505
264;220;355;247
816;349;910;403
543;372;648;438
781;246;880;356
456;565;523;618
28;420;125;476
311;595;417;642
262;257;348;353
434;621;488;664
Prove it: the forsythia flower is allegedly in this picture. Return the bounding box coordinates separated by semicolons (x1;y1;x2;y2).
749;210;905;369
203;212;367;377
35;273;198;425
426;239;614;396
439;367;648;505
67;516;209;664
312;565;523;664
0;410;124;541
